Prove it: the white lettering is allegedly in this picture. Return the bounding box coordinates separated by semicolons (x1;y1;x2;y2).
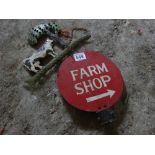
82;80;95;93
74;83;84;95
70;70;78;81
92;78;103;89
100;75;111;87
70;62;111;95
80;68;90;79
96;63;108;74
87;65;98;76
74;75;111;95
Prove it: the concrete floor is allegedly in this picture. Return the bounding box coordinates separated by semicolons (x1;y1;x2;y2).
0;19;155;134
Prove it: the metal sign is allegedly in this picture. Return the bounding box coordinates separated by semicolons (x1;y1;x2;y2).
57;51;125;112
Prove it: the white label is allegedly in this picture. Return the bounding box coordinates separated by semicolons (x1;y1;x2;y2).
73;52;86;61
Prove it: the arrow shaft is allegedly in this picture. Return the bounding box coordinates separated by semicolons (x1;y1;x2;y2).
86;91;110;103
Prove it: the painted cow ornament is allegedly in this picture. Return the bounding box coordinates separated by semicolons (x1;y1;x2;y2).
23;38;56;73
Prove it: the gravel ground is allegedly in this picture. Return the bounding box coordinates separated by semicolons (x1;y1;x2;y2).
0;19;155;135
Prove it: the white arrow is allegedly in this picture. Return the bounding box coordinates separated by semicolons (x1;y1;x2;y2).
86;89;115;103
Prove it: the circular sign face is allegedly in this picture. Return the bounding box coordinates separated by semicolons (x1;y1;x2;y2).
57;51;124;112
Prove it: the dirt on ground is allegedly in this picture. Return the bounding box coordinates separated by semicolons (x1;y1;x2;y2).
0;19;155;135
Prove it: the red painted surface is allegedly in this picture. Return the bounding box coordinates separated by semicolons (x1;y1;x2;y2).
57;51;124;112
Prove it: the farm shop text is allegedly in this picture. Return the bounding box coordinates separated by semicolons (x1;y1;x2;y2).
70;63;111;95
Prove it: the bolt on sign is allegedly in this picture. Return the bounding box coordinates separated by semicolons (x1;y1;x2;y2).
57;51;125;112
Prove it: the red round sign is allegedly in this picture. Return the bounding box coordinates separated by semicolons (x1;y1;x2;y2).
57;51;124;112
